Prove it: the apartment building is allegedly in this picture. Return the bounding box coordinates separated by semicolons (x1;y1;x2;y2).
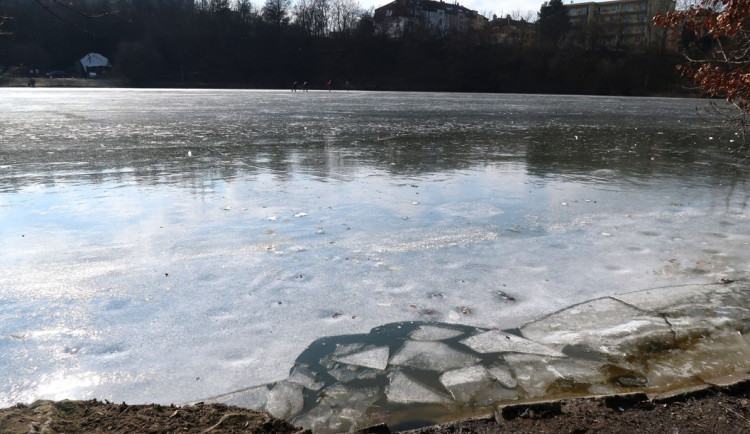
564;0;676;50
373;0;487;38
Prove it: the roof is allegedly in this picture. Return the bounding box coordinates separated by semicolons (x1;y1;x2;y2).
80;53;110;69
375;0;478;16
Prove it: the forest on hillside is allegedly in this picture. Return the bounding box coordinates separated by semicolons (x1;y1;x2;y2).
0;0;685;94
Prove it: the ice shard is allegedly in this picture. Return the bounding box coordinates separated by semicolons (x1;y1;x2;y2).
386;371;451;404
389;340;480;371
460;329;564;357
520;297;673;356
265;380;305;419
409;325;466;341
333;346;390;370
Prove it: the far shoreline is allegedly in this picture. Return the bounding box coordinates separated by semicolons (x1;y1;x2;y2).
1;76;704;99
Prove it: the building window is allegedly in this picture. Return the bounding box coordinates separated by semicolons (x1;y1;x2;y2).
639;2;647;9
386;9;392;16
611;5;619;11
625;3;633;10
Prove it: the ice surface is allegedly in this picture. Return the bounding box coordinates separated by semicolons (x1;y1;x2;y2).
265;381;304;419
3;90;750;416
520;297;674;355
333;346;389;370
410;325;466;341
460;330;565;357
386;371;451;404
389;340;481;371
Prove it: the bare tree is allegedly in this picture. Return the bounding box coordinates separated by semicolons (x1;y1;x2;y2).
0;14;12;38
30;0;116;37
262;0;291;28
294;0;330;37
328;0;361;35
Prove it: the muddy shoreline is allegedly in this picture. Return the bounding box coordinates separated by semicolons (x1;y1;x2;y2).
3;376;750;433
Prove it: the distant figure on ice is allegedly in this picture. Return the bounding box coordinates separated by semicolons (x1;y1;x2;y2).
303;81;308;92
28;78;36;87
326;79;332;92
292;81;298;92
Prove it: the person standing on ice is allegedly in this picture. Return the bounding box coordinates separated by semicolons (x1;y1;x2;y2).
326;79;332;92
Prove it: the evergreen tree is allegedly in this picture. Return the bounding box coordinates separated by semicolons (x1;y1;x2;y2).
536;0;569;48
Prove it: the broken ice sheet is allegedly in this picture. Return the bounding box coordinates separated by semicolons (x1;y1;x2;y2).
288;366;325;391
409;325;466;341
333;346;389;370
294;386;380;433
612;284;719;313
460;329;564;357
332;343;365;357
617;284;750;341
504;354;607;398
206;385;269;410
646;331;750;391
329;364;379;383
389;340;480;371
386;371;451;404
439;365;517;404
265;381;304;419
487;364;518;389
520;297;673;356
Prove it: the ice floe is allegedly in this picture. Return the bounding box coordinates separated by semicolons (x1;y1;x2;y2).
386;371;451;404
333;346;389;370
389;340;481;371
461;329;565;357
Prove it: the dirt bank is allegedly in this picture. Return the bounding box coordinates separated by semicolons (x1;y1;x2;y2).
2;379;750;433
1;77;123;87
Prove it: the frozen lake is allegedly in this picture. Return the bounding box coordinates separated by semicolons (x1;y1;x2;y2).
1;89;749;414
